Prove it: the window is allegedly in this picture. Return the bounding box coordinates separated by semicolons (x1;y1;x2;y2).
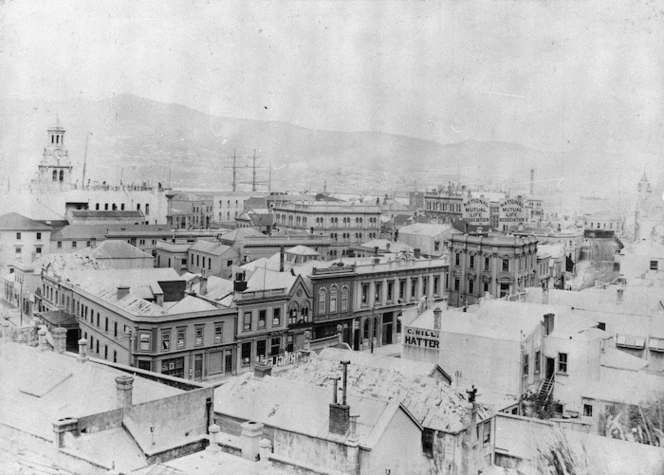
470;255;475;268
329;287;338;313
105;317;108;332
468;279;474;294
139;331;151;351
558;352;568;373
57;241;62;249
258;310;266;329
454;278;460;291
502;259;509;272
256;340;267;360
434;241;440;252
113;350;117;363
243;311;252;331
214;323;223;343
341;287;349;311
36;247;42;255
411;278;417;298
523;354;529;376
195;326;204;346
361;284;368;305
399;280;406;300
319;288;327;313
583;404;593;418
161;330;170;350
422;429;434;458
651;260;659;271
161;357;184;377
535;350;541;373
375;282;382;303
36;232;41;240
241;342;252;366
433;276;440;296
177;328;186;349
455;253;460;266
104;345;108;360
16;232;21;240
483;420;491;443
485;257;490;269
273;307;281;326
271;337;281;356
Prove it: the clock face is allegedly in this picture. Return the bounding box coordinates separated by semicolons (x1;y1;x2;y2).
53;148;64;160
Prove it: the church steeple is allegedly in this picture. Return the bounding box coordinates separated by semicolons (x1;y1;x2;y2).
638;169;651;193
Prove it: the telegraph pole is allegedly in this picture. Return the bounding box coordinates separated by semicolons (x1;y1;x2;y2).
224;150;238;192
252;149;257;192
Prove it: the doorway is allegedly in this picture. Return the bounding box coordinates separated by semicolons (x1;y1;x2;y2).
194;354;203;380
546;357;555;379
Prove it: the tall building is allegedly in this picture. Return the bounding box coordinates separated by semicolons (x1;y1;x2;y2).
447;232;538;307
272;200;382;258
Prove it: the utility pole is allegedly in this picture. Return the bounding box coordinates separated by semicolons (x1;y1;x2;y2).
82;132;91;188
19;280;23;327
224;150;238;192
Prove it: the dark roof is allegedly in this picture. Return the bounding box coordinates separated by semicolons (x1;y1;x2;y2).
393;214;413;226
0;213;52;232
51;224;113;241
38;310;77;327
243;196;268;211
70;210;145;218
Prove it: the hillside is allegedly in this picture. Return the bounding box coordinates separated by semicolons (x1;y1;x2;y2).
0;94;644;202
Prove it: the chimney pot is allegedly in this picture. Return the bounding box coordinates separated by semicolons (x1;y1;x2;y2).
617;288;624;304
115;375;134;412
279;246;285;272
414;248;421;259
200;275;208;296
52;327;67;353
77;338;88;362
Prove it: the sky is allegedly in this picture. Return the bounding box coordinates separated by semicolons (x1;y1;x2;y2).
1;0;663;156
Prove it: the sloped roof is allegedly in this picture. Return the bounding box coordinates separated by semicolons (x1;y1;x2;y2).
167;295;217;314
190;240;233;256
277;351;471;433
155;241;192;253
219;227;262;242
286;245;319;256
50;224;111;240
398;222;453;237
600;347;649;372
215;374;397;447
79;240;152;260
360;239;413;253
245;266;297;292
0;212;52;231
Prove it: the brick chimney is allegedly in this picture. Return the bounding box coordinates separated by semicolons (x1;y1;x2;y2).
115;375;134;413
329;360;351;435
117;286;130;300
52;327;67;354
433;307;442;330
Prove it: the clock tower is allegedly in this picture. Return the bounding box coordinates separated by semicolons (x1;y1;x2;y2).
38;119;74;189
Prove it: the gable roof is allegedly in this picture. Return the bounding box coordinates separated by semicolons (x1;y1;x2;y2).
219;227;263;243
0;212;52;232
167;295;218;314
190;240;233;256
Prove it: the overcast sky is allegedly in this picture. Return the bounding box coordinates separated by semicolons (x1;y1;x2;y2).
1;0;663;155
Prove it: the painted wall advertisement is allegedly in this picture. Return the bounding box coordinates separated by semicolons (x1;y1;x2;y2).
462;198;490;226
499;198;525;226
404;327;440;348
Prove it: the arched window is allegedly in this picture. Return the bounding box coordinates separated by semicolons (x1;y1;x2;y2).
363;319;369;339
341;286;349;312
59;170;64;182
329;287;338;313
52;170;57;181
318;288;326;314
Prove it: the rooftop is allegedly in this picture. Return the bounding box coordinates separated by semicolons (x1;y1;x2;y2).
215;374;402;447
78;240;153;260
0;212;52;231
286;244;319;256
190;239;233;256
0;342;182;442
398;223;455;237
69;210;145;219
277;348;471;433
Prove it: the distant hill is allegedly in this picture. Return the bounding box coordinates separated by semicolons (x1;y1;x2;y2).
0;94;645;205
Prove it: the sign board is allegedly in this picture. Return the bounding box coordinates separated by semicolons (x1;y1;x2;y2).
404;327;440;349
463;198;490;226
499;198;525;226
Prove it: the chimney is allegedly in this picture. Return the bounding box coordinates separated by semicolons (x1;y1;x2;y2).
117;286;130;300
543;313;555;336
329;361;351;435
240;421;264;461
77;338;89;363
254;361;272;378
279;246;286;272
542;286;549;305
200;275;208;296
374;246;379;256
414;248;421;259
386;242;391;252
433;307;442;330
52;327;67;354
234;271;248;293
38;327;49;351
617;288;624;304
115;375;134;413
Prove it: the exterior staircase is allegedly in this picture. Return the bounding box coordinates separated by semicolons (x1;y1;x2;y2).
537;375;555;406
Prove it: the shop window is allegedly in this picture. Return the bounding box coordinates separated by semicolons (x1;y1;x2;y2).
139;331;151;351
271;337;281;356
241;342;252;366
